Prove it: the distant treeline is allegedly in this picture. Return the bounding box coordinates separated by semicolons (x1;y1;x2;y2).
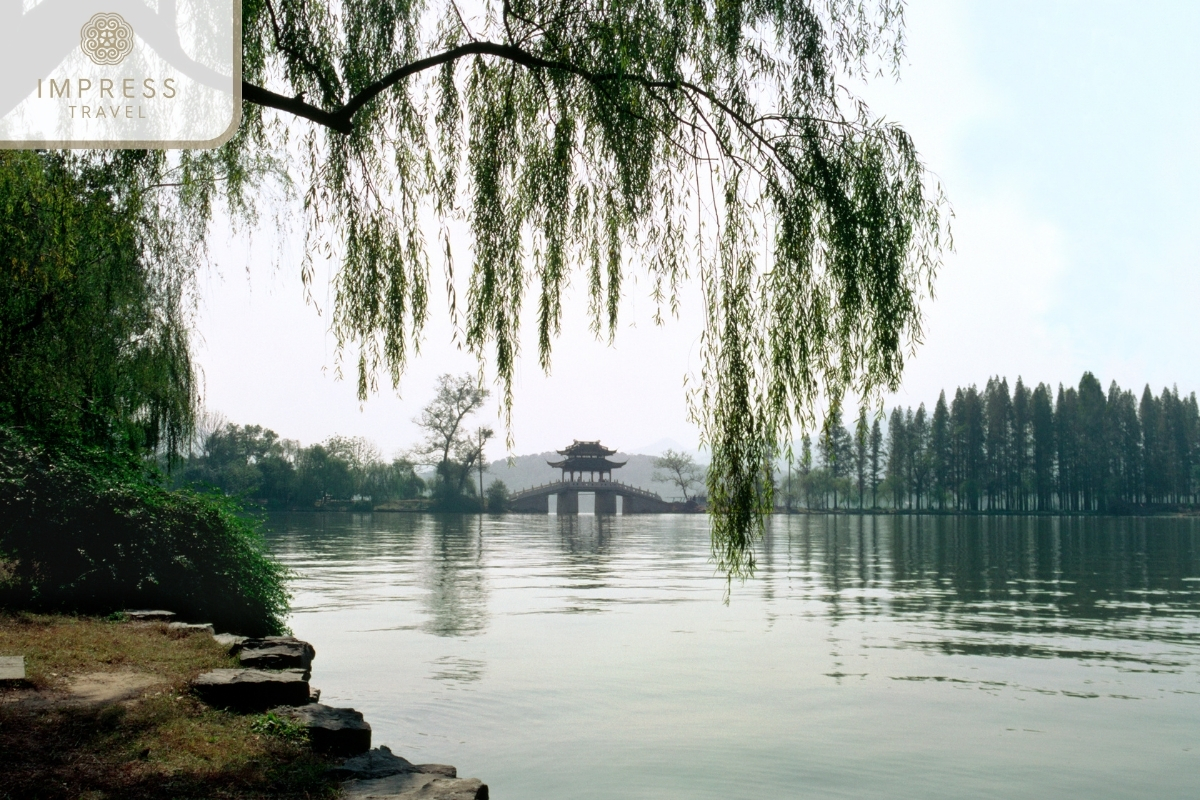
175;422;426;510
789;373;1200;513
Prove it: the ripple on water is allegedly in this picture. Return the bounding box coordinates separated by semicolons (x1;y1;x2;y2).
265;513;1200;800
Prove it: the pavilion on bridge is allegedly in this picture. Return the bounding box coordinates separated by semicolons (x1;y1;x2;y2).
548;440;627;483
506;439;672;513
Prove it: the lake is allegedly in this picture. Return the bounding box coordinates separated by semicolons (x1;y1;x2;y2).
264;513;1200;799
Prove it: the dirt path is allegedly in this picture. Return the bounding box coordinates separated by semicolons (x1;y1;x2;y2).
67;670;165;704
2;668;165;709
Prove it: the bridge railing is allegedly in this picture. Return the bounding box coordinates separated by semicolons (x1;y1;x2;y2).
509;479;664;502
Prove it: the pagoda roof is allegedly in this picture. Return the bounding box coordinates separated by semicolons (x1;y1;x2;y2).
548;456;628;471
556;439;618;457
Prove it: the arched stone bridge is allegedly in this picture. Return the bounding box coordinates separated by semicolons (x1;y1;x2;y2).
508;479;674;514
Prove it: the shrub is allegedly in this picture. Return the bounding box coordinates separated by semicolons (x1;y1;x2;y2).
485;480;510;513
251;712;310;743
0;426;289;636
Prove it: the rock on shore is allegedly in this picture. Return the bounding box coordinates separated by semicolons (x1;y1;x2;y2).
185;623;489;798
238;636;316;674
335;747;487;800
277;703;372;755
192;668;311;710
342;772;488;799
122;609;175;622
328;745;457;780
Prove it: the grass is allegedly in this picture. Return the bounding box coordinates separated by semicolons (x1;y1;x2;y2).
0;613;340;799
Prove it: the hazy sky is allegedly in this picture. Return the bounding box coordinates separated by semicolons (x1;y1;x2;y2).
193;1;1200;458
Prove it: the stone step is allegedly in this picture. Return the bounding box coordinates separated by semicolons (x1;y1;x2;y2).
342;772;488;799
328;745;456;781
238;636;315;674
191;668;311;711
213;633;248;651
276;703;371;755
333;746;484;800
0;656;24;681
123;609;175;622
168;622;215;635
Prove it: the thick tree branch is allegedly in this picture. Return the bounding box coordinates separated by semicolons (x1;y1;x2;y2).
241;39;808;155
244;42;544;134
242;82;350;132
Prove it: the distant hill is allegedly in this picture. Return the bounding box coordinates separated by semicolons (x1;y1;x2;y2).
479;450;705;501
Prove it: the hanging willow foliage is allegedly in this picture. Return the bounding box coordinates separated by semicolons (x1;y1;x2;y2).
0;151;207;458
124;0;947;573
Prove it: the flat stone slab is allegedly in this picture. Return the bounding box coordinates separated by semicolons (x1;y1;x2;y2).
239;636;315;673
276;703;371;755
329;745;456;781
123;610;175;622
342;772;488;800
0;656;24;680
192;668;311;711
168;622;215;635
213;633;248;651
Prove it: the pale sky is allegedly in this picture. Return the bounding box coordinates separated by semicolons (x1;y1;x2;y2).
192;1;1200;458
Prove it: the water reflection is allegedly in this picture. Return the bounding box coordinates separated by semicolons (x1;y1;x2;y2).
775;514;1200;669
264;512;424;609
268;512;1200;664
553;514;613;558
419;516;489;637
792;515;1200;617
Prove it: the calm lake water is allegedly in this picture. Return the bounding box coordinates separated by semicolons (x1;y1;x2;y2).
264;513;1200;799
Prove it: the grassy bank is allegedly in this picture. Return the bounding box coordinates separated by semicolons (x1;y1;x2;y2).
0;614;337;799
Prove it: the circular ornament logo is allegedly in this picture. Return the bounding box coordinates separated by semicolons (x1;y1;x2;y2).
80;13;134;66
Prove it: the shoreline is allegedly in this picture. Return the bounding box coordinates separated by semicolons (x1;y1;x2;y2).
262;507;1200;518
0;612;489;800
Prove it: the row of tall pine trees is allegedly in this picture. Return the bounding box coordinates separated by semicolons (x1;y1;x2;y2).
793;373;1199;513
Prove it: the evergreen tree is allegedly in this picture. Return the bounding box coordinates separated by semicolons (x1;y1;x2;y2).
866;372;1197;514
854;408;869;509
819;406;852;509
799;434;814;509
930;392;951;510
984;377;1012;510
1184;393;1200;504
1164;387;1199;504
959;386;985;511
1011;379;1032;510
949;389;966;510
869;418;884;509
887;407;907;509
1056;385;1079;511
1140;385;1162;504
1106;382;1141;508
910;404;931;509
1031;383;1056;511
1076;372;1107;511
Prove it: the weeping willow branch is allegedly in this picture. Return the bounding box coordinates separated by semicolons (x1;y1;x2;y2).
145;0;950;578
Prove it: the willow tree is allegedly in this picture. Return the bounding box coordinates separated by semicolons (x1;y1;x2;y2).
184;0;945;573
0;151;198;457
